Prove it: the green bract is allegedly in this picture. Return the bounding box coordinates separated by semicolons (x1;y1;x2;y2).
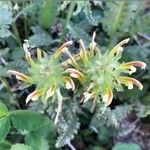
29;57;65;92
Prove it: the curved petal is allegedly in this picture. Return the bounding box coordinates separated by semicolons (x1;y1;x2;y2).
83;92;95;103
54;41;73;58
25;51;34;65
120;61;146;70
89;31;96;57
110;38;130;54
7;70;31;82
66;68;85;81
65;77;75;91
46;85;55;100
26;90;44;104
102;90;113;106
79;39;87;63
118;76;143;90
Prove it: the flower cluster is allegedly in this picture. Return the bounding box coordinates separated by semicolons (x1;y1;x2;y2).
8;41;75;104
65;32;146;106
8;33;146;110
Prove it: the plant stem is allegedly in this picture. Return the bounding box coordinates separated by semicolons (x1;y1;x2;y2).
67;142;76;150
24;16;28;38
61;1;76;42
54;89;63;125
22;0;28;38
6;0;22;46
11;22;22;46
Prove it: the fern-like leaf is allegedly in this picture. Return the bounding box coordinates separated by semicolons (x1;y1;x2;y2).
0;6;13;38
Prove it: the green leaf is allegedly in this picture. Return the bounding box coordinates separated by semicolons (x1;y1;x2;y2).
10;110;51;134
28;27;53;47
29;118;55;137
0;141;11;150
112;143;141;150
0;102;9;118
101;0;141;38
0;7;13;38
25;133;49;150
83;1;101;26
25;117;56;150
10;144;33;150
67;23;91;45
0;48;9;57
38;0;60;29
0;117;10;142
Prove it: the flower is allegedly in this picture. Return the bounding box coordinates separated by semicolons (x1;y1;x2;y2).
67;32;146;106
7;41;75;104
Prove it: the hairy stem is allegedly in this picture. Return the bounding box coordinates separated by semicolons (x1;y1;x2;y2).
54;89;63;125
67;142;76;150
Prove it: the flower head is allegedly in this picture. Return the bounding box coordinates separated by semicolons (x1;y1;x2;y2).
67;32;146;106
7;41;75;104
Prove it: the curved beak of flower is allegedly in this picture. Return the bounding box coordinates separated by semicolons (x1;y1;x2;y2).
46;85;55;100
83;92;95;103
66;68;85;81
102;89;113;106
26;90;44;104
54;41;73;59
79;39;87;64
54;41;79;68
118;76;143;90
89;31;96;57
23;43;34;65
120;61;146;75
37;48;47;60
65;77;75;91
25;51;34;65
7;70;31;82
110;38;130;55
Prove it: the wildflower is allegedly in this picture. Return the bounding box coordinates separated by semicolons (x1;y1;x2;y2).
7;40;75;124
68;32;146;106
8;41;74;103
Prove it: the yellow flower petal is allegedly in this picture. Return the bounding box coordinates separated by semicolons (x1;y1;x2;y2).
102;90;113;106
87;82;96;92
65;77;75;91
110;38;130;54
7;70;31;82
121;61;146;70
83;92;95;103
26;90;44;104
46;86;55;100
54;41;73;58
66;68;85;81
37;48;42;60
89;31;96;57
79;39;87;63
25;51;34;64
64;48;79;68
118;76;143;90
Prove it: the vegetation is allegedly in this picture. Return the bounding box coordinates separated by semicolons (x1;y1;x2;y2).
0;0;150;150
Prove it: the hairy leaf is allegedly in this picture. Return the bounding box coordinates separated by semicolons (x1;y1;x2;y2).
28;27;53;47
101;0;141;38
10;144;33;150
0;7;13;38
